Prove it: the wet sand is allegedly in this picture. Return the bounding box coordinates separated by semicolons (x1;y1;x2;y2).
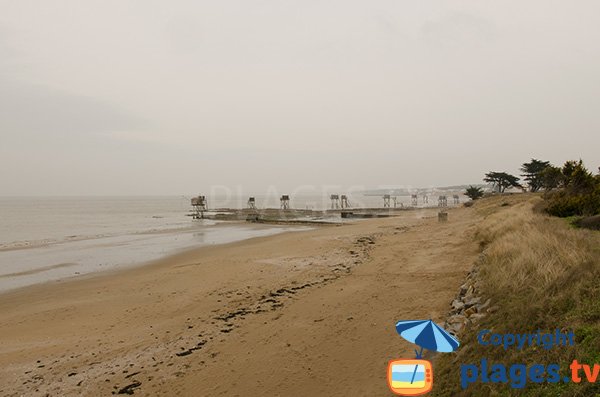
0;205;481;396
0;222;308;292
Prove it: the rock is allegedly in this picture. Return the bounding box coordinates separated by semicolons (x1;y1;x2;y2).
477;298;491;312
463;296;481;309
451;299;465;311
470;313;486;322
446;323;463;336
446;314;469;335
447;314;468;326
465;285;475;297
445;265;488;336
464;307;477;317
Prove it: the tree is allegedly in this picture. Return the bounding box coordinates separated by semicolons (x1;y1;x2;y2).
561;159;596;194
465;186;484;200
540;165;563;191
520;159;551;192
484;171;522;193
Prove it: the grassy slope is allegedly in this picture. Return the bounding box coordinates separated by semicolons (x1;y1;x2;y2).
432;194;600;397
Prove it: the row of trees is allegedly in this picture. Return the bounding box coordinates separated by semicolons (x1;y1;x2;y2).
481;159;564;193
465;159;600;217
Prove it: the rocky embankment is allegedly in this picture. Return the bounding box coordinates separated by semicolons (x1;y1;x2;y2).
444;255;497;337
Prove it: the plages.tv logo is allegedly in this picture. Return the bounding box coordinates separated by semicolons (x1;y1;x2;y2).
461;329;600;389
388;319;459;396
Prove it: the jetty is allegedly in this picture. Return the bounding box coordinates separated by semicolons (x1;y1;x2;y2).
187;193;462;225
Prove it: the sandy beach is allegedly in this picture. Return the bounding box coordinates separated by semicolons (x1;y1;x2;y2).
0;205;480;396
3;3;598;395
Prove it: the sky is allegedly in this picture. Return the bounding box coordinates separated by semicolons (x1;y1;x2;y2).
0;0;599;196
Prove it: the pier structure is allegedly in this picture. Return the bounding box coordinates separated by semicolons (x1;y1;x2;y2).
423;195;429;204
330;194;340;209
280;195;290;210
392;196;399;208
247;197;256;209
411;194;418;206
340;195;350;209
453;195;460;204
383;194;391;208
191;195;207;219
438;195;448;207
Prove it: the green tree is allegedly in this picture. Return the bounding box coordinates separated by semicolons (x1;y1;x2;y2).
545;160;600;217
561;159;596;194
520;159;551;192
484;171;522;193
465;186;484;200
540;165;563;191
561;160;578;183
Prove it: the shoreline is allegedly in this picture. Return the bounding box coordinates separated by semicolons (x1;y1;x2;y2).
0;224;320;299
0;221;311;293
0;205;480;396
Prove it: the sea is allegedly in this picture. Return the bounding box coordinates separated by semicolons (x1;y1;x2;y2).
0;193;458;292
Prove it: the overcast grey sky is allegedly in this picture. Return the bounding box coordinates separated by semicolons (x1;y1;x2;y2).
1;1;599;196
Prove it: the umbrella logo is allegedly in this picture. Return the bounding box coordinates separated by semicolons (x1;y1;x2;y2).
387;320;459;396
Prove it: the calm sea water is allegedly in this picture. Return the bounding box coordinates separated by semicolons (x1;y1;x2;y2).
0;196;193;250
0;193;462;292
0;194;421;249
0;196;311;292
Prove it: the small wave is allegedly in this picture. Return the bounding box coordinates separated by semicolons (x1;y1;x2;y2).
0;263;78;278
0;234;111;252
0;223;208;252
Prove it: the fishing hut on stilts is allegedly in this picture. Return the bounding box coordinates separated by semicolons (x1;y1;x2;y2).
191;195;207;219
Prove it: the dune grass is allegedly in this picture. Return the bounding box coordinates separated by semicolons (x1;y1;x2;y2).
432;194;600;396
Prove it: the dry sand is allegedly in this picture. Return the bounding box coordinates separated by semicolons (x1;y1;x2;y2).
0;205;481;396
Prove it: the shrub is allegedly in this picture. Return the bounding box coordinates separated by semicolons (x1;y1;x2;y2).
465;186;484;200
544;161;600;217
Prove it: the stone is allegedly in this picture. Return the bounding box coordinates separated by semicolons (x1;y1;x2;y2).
470;313;486;322
451;299;465;311
446;323;463;335
463;296;481;309
464;307;477;317
447;314;468;326
466;285;475;297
